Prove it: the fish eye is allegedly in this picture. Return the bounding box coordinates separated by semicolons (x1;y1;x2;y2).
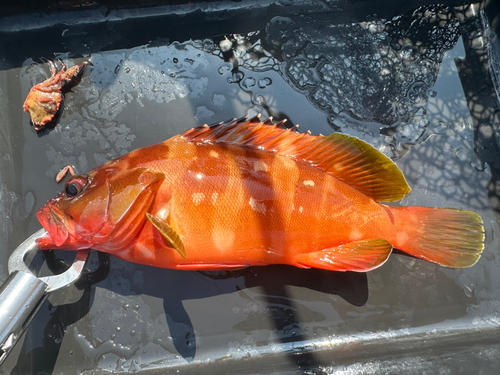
64;175;88;197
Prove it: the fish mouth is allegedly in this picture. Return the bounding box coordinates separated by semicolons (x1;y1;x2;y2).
36;204;70;248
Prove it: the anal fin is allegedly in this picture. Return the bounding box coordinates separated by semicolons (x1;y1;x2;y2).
146;212;186;259
294;239;392;272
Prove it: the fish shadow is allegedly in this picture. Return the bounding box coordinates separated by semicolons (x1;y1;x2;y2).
6;249;367;372
199;265;368;306
202;266;368;372
124;262;368;366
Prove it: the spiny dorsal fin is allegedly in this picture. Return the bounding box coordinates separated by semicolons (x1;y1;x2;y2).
181;116;410;202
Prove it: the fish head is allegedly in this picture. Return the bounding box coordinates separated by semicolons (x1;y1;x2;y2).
36;166;165;252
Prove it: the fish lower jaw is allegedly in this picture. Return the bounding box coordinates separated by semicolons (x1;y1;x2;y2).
35;229;94;251
36;239;88;251
35;231;56;250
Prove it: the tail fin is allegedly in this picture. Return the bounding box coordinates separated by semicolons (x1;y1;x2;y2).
390;206;485;268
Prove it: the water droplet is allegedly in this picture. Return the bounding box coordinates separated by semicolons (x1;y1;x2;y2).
218;65;231;75
134;304;140;310
471;159;486;172
455;148;468;161
116;327;122;332
114;65;120;74
219;39;233;52
228;71;244;84
111;334;116;340
242;77;256;89
125;67;130;73
123;303;130;310
255;95;265;105
131;330;136;337
173;58;179;63
258;77;272;88
463;284;474;297
212;94;225;106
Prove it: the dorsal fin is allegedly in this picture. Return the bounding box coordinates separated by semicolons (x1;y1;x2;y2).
181;116;410;202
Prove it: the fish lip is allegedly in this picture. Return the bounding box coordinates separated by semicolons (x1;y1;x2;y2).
36;205;51;234
36;230;56;250
36;204;94;250
36;204;69;247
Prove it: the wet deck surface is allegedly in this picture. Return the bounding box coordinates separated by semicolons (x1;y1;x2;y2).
0;1;499;374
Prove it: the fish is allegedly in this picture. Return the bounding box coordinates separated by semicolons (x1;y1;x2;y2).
23;60;87;130
36;116;485;272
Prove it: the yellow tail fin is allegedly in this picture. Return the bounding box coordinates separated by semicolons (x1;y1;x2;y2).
390;206;485;268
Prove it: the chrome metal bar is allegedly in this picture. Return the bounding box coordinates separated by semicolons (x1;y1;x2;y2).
0;271;48;365
0;229;90;366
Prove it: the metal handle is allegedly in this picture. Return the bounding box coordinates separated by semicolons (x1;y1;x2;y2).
8;229;90;292
0;271;49;364
0;229;91;366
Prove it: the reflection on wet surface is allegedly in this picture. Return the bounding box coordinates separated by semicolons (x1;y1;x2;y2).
0;1;500;374
224;6;460;130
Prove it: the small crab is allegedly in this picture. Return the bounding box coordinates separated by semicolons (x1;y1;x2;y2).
23;60;88;130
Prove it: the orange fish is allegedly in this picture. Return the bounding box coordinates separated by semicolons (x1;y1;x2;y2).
36;116;485;272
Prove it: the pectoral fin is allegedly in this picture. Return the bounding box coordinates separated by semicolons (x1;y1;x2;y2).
146;212;186;259
294;238;392;272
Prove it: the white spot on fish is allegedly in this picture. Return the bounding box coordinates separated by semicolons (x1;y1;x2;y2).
281;157;298;171
397;232;409;247
211;191;219;204
212;227;235;252
303;180;315;186
209;150;219;158
249;197;266;214
192;192;205;205
253;160;269;172
299;206;303;213
196;173;203;180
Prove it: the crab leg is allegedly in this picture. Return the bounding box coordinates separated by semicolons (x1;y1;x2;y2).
56;165;76;183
